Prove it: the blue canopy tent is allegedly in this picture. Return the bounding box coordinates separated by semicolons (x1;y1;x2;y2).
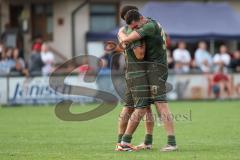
141;2;240;40
86;2;240;41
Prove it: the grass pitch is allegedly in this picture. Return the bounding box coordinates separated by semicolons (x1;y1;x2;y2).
0;101;240;160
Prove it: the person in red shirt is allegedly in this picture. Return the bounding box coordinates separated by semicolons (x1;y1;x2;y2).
32;35;43;53
212;65;232;98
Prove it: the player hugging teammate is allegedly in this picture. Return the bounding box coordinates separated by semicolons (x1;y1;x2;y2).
115;6;178;152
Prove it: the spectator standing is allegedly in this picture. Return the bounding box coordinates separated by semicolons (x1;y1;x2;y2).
12;48;29;76
32;35;43;52
41;43;55;76
194;41;212;73
213;45;230;72
173;41;191;73
0;48;15;74
13;48;25;70
28;44;44;75
229;50;240;72
97;42;119;93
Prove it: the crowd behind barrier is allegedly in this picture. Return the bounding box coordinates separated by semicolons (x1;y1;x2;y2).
1;40;240;77
0;71;240;106
1;35;240;105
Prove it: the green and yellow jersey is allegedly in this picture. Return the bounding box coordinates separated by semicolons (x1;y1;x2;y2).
136;18;168;66
123;26;151;107
136;18;168;101
124;27;146;79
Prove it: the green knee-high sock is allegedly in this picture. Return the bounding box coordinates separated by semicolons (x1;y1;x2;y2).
144;134;153;145
121;134;132;144
118;134;123;143
168;135;176;146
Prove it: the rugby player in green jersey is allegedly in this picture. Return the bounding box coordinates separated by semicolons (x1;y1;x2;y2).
115;6;154;152
116;21;154;152
118;8;177;152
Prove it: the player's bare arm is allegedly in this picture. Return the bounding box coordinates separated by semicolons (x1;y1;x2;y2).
118;30;141;44
117;27;126;43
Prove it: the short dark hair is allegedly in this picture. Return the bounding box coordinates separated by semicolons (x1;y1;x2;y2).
125;10;141;25
120;5;138;20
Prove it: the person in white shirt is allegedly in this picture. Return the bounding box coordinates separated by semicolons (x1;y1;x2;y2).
40;43;54;75
213;45;230;72
195;41;212;73
173;41;191;73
